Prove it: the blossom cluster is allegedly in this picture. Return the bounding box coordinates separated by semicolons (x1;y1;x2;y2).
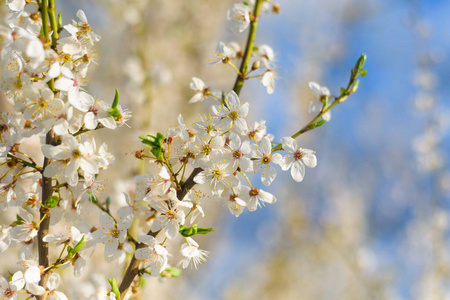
0;1;345;299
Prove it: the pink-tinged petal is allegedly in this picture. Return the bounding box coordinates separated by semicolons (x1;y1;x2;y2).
302;153;317;168
291;161;305;182
99;212;115;229
261;165;277;186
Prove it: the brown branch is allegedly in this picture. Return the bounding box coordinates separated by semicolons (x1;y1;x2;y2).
38;130;55;295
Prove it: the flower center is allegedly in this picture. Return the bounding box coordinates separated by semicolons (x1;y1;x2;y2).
249;187;259;197
294;151;303;161
72;149;81;158
262;155;271;164
232;150;243;159
109;228;120;238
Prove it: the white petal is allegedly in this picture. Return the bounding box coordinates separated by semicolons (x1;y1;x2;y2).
291;161;305;182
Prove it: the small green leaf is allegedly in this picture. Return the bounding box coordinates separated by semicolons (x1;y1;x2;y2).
46;195;59;208
67;235;86;259
252;46;259;52
112;89;120;109
179;224;198;237
315;120;326;128
105;197;111;206
107;278;121;300
196;227;215;235
355;53;367;72
340;88;346;95
360;69;367;77
163;267;182;278
88;191;97;204
57;13;62;30
140;135;157;147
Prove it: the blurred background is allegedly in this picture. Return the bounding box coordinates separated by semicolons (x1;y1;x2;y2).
3;0;450;299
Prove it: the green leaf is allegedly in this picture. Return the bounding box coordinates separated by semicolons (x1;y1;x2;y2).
88;191;97;204
67;235;86;259
139;135;157;147
252;46;259;52
179;224;198;237
163;267;182;278
355;53;367;72
196;227;215;235
340;88;346;95
360;69;367;77
315;120;326;128
107;278;121;300
112;89;120;109
57;12;62;30
46;195;59;208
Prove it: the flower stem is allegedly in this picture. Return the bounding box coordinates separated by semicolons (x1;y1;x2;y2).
233;0;264;95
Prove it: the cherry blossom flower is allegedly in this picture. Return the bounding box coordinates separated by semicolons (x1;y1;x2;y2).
194;153;240;196
227;4;251;33
251;136;283;185
135;234;168;277
92;207;133;261
178;237;210;269
207;41;237;66
281;137;317;182
259;69;276;94
308;81;331;121
150;189;187;240
241;186;277;212
189;77;208;104
212;90;249;134
219;185;248;217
